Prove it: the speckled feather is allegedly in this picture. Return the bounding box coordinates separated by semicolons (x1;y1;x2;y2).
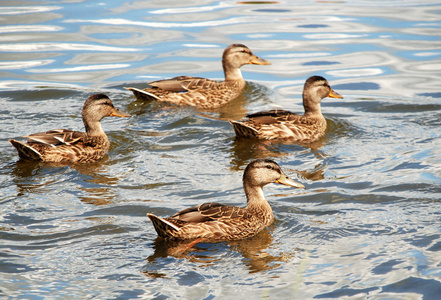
129;78;245;109
231;109;327;142
147;159;305;241
230;76;343;142
126;44;270;109
9;94;130;163
10;132;110;163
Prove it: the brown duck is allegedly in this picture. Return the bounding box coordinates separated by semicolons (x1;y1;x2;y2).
147;159;305;241
230;76;343;142
9;94;130;163
125;44;270;109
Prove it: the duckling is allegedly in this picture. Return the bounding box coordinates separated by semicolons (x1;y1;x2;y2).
230;76;343;142
9;94;130;163
125;44;270;109
147;159;305;241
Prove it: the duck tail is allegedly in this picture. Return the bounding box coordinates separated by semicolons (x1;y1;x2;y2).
9;139;43;161
124;87;160;101
229;120;259;138
147;213;180;238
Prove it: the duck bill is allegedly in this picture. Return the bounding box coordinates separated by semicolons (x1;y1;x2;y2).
110;108;131;118
249;55;271;65
328;89;343;99
275;173;305;189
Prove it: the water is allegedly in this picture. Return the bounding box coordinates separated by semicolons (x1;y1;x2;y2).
1;0;441;298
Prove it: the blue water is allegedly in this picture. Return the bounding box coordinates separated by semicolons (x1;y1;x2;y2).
1;0;441;299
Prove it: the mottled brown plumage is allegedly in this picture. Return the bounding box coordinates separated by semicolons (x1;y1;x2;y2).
125;44;270;109
9;94;130;163
147;159;305;241
230;76;343;142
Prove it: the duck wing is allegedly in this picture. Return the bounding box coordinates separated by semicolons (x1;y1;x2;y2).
149;76;215;92
230;109;300;138
24;129;85;147
231;109;325;140
246;109;300;123
171;202;247;223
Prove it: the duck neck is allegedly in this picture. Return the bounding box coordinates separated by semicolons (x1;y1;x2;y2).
244;182;273;219
83;118;106;137
303;93;323;118
223;60;244;83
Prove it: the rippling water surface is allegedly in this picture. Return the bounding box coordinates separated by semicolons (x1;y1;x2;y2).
1;0;441;299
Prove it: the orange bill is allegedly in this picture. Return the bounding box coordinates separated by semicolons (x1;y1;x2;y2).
249;55;271;65
328;89;343;99
110;108;131;118
275;173;305;189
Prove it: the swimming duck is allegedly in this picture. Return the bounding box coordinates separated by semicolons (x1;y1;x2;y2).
147;158;305;241
125;44;270;109
230;76;343;142
9;94;130;163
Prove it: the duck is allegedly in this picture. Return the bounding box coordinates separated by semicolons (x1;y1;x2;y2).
125;44;270;109
147;158;305;241
230;76;343;142
9;94;130;163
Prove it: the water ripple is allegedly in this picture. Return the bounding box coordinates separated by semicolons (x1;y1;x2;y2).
64;16;262;29
0;6;61;15
0;25;63;33
0;43;138;52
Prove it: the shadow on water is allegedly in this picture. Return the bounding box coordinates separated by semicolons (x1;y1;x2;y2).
4;88;84;103
143;226;296;276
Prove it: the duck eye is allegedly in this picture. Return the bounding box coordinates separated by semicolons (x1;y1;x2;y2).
265;165;273;170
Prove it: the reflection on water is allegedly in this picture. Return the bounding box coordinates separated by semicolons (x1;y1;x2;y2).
72;163;120;206
1;0;441;299
9;159;120;205
228;227;295;274
297;161;326;182
144;226;292;275
10;161;69;197
229;138;291;170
